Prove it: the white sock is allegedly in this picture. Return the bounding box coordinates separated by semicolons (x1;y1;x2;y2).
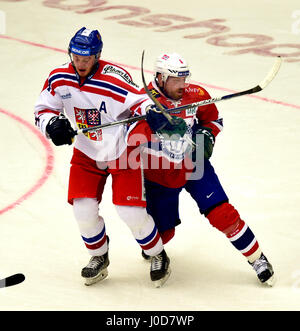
115;205;163;256
73;198;108;256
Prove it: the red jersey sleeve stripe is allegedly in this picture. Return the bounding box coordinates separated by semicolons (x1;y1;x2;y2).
37;109;61;116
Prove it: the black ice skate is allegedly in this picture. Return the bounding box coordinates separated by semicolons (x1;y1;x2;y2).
249;253;275;286
81;252;109;286
141;250;151;261
150;249;171;288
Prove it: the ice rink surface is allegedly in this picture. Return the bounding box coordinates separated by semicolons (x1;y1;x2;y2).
0;0;300;311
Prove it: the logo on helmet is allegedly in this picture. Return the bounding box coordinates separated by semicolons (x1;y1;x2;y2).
70;47;90;55
178;70;190;77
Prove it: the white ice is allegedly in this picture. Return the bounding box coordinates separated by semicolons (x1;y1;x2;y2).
0;0;300;311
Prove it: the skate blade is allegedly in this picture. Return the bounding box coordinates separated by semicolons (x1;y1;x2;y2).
265;274;276;287
153;268;171;288
84;268;108;286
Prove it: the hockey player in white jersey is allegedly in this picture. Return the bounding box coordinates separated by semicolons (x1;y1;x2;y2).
34;27;170;287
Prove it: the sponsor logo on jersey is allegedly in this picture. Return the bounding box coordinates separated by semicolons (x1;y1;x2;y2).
61;92;72;99
198;88;205;96
185;106;197;116
185;87;205;95
186;87;200;93
102;65;139;88
157;132;192;162
74;107;102;141
126;196;140;201
150;88;161;98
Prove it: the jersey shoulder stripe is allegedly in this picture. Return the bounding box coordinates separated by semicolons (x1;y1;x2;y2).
47;73;77;92
80;85;126;103
43;60;140;102
48;76;127;103
48;62;74;77
42;63;75;93
85;79;129;96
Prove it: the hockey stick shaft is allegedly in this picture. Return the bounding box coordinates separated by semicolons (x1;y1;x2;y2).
0;273;25;288
140;50;175;124
76;56;281;135
76;114;147;134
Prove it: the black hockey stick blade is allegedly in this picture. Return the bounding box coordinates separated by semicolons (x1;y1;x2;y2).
222;56;282;100
0;273;25;288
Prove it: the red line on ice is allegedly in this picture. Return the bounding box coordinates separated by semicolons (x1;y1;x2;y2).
0;33;299;213
1;34;298;110
0;108;54;215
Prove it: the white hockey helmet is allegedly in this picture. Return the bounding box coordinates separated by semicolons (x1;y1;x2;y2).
154;53;191;83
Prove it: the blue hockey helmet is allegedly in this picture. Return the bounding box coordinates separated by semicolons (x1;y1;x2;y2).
68;27;103;57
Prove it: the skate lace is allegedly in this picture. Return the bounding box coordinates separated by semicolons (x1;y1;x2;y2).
151;254;163;271
251;256;268;275
88;256;105;269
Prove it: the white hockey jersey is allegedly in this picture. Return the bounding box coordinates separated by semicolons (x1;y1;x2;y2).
34;59;149;161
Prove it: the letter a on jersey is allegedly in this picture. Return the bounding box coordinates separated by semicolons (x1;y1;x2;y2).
99;101;107;113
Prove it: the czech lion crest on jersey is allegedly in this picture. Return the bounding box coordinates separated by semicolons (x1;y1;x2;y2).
74;107;102;141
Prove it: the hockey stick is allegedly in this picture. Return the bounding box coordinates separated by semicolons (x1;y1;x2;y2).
140;50;175;125
76;55;282;135
76;51;174;135
0;273;25;288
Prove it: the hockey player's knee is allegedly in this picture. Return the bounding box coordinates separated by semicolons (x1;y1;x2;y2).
206;202;241;235
115;205;163;255
115;205;151;233
115;205;146;222
116;205;158;240
73;198;100;226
